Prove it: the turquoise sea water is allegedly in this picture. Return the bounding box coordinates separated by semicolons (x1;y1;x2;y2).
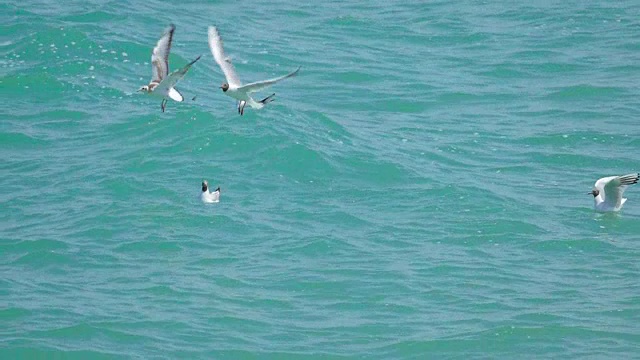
2;1;640;358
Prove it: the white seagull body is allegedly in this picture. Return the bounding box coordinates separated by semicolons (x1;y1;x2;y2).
201;180;221;203
207;26;300;115
590;173;639;212
139;24;201;112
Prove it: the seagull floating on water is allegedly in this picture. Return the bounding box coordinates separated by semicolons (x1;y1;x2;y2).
138;24;201;112
201;180;221;203
207;26;300;115
590;173;639;212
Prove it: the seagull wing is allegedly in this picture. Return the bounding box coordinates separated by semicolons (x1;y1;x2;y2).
208;26;242;87
211;189;220;202
602;173;639;209
151;24;175;82
238;67;300;94
154;55;201;98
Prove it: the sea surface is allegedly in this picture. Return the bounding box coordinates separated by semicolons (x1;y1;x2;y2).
2;1;640;358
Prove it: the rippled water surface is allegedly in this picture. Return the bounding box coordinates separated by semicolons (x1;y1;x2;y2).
2;1;640;358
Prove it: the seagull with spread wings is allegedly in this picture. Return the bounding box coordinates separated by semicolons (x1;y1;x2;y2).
138;24;201;112
207;26;300;115
590;173;639;212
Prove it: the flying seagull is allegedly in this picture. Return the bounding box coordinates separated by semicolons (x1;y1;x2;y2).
590;173;639;212
201;180;221;203
207;26;300;115
138;24;201;112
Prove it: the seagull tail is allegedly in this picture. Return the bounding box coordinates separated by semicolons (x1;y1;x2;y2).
619;173;640;186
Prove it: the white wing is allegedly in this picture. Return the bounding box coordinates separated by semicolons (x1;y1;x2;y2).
151;24;175;82
602;173;639;209
154;55;201;96
210;189;220;202
201;188;220;203
238;67;300;94
208;26;242;87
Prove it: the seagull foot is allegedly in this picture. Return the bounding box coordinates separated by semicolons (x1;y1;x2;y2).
237;100;246;116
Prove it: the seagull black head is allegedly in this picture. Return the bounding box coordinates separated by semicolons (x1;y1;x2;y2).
202;180;208;192
590;189;599;197
220;83;229;92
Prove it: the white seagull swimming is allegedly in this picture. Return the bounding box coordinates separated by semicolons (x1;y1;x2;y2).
201;180;221;203
138;24;201;112
207;26;300;115
590;173;639;212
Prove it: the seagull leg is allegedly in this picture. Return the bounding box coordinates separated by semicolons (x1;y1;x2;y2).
238;100;246;116
161;99;167;113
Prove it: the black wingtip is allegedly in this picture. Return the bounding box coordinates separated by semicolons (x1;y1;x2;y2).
215;187;221;192
260;93;276;104
189;54;203;66
619;173;640;185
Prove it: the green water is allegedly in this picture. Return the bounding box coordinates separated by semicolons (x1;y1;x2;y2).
2;1;640;358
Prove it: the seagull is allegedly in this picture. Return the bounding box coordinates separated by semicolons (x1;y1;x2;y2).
138;24;201;112
207;26;300;115
590;173;639;212
201;180;221;203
